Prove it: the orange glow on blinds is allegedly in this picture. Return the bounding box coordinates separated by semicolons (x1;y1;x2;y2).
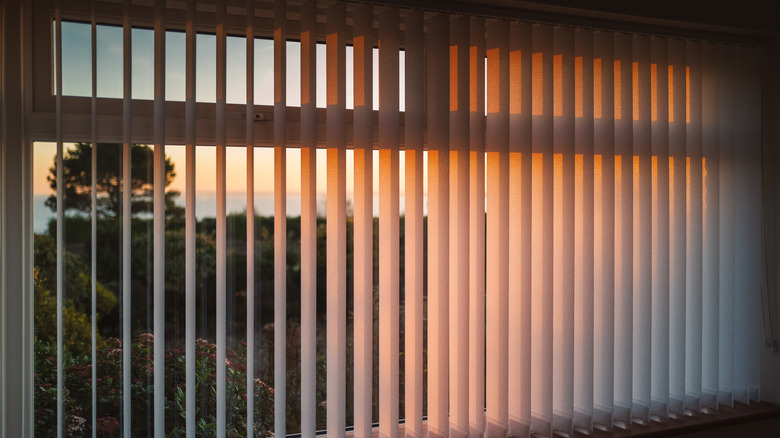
633;155;640;200
669;156;675;209
533;52;543;116
451;45;458;111
614;60;621;120
595;154;602;192
510;50;522;114
326;33;338;106
594;58;602;119
352;35;366;107
686;66;691;123
686;157;691;216
354;35;365;107
554;54;562;117
615;155;622;249
488;48;500;114
470;45;478;112
301;31;312;105
633;62;639;121
702;156;707;209
652;155;658;201
668;65;674;122
651;63;657;122
575;56;583;118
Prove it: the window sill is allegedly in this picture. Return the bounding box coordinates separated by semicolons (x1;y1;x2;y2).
580;402;780;437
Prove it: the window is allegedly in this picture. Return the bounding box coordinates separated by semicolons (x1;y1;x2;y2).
1;0;773;437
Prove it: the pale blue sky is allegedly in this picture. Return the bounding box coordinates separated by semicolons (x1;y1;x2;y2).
58;20;405;109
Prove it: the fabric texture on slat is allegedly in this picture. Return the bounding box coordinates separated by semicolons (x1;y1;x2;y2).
701;41;720;411
593;29;615;431
448;14;470;438
274;1;288;436
733;46;762;406
573;27;595;434
379;7;401;438
300;1;318;436
508;21;533;438
121;1;133;434
153;0;167;436
717;43;736;409
244;0;255;435
668;37;687;417
486;18;509;438
90;5;98;436
404;10;425;438
530;23;554;438
353;5;373;438
326;3;347;437
54;3;64;437
469;15;487;438
426;13;450;438
632;34;652;425
184;0;197;436
215;0;227;436
613;32;635;428
552;25;575;438
650;36;670;421
685;39;704;414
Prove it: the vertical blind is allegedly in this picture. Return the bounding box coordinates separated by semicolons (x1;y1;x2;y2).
44;0;763;437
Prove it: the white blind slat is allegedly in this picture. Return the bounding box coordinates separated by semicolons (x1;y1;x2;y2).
326;4;347;436
668;37;687;416
54;2;64;436
274;0;288;435
684;39;704;413
244;0;255;434
485;19;510;436
573;27;595;434
121;0;133;433
468;15;486;438
508;21;533;437
631;34;652;424
701;41;720;411
184;0;197;435
552;26;575;437
613;32;633;427
426;13;450;438
593;30;615;430
300;1;318;435
403;10;425;438
650;36;670;420
449;15;470;438
353;5;373;436
379;7;401;438
530;23;554;438
215;1;228;436
717;43;736;408
153;0;167;434
90;2;98;435
733;46;763;405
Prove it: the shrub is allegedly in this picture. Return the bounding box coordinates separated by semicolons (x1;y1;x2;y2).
34;335;275;437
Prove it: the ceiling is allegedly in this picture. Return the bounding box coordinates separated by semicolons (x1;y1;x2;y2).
519;0;777;34
383;0;777;42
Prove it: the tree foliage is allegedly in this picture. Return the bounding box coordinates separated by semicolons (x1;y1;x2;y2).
45;143;181;218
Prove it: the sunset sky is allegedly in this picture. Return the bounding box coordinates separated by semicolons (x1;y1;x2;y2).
35;20;421;222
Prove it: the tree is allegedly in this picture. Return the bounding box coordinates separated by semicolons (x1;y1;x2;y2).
45;142;181;218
